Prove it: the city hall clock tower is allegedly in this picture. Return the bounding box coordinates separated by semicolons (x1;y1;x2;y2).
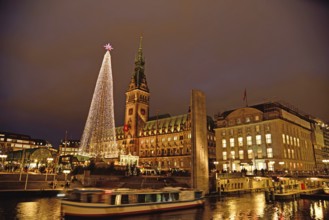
124;37;150;154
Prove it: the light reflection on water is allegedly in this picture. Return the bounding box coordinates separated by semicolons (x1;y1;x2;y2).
0;193;329;220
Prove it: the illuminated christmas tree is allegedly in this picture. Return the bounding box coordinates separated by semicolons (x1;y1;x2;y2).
80;43;118;158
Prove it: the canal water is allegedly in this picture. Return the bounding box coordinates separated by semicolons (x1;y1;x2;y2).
0;192;328;220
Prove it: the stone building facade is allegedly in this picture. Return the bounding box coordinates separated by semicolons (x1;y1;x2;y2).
111;38;216;176
214;102;315;173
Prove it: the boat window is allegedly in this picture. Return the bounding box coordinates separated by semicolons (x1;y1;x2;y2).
137;194;145;203
121;195;129;204
87;194;92;203
170;193;179;201
195;191;202;199
129;194;138;204
163;193;170;201
110;195;116;205
68;193;80;202
145;194;156;203
156;194;162;202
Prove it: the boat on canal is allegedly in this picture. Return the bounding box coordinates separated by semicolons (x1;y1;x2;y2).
323;182;329;194
59;187;204;217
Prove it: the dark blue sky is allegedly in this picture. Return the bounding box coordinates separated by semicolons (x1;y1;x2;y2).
1;0;329;147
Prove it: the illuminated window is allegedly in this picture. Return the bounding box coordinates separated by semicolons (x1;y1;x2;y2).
290;137;293;145
245;117;251;123
265;134;272;144
168;137;171;141
238;137;243;147
293;137;296;146
174;136;178;141
286;135;290;145
282;134;286;144
291;149;294;159
230;138;235;147
257;148;262;158
222;139;227;148
267;148;273;158
222;131;226;136
256;125;260;132
256;135;262;145
247;136;252;146
248;150;253;159
288;149;291;158
255;115;259;121
231;151;235;159
188;133;191;139
239;150;244;159
222;152;227;160
284;149;287;158
297;138;300;147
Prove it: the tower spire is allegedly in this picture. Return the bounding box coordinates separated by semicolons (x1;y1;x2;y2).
128;36;149;92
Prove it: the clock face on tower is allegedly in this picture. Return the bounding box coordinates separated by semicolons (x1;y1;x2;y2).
141;108;146;115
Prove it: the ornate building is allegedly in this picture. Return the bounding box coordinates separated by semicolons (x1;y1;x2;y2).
112;38;216;174
214;102;316;173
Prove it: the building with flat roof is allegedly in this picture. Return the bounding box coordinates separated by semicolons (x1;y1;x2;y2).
214;102;315;173
0;131;53;154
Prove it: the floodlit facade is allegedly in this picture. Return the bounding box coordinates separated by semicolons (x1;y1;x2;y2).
109;38;216;174
214;102;316;173
59;139;80;156
0;131;53;153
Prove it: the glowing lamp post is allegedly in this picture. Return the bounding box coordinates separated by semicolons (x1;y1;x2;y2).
45;158;54;181
0;154;7;165
63;169;70;188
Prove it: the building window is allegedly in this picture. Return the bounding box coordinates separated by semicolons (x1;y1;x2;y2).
236;118;241;124
256;135;262;145
282;134;286;144
288;149;291;158
284;149;287;158
256;125;260;132
222;139;227;148
239;150;244;159
297;138;300;147
248;150;253;159
267;148;273;158
245;117;251;123
238;137;243;147
255;115;259;121
257;148;262;158
265;134;272;144
247;136;252;146
231;151;235;159
223;152;227;160
291;149;294;159
230;138;235;147
286;135;290;145
222;131;226;136
290;136;293;146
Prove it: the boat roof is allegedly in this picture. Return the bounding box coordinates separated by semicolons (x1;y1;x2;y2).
70;187;196;194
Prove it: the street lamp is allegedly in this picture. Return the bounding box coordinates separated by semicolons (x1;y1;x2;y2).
45;158;54;181
63;169;71;188
0;154;7;165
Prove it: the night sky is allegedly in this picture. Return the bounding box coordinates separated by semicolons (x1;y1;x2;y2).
1;1;329;147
